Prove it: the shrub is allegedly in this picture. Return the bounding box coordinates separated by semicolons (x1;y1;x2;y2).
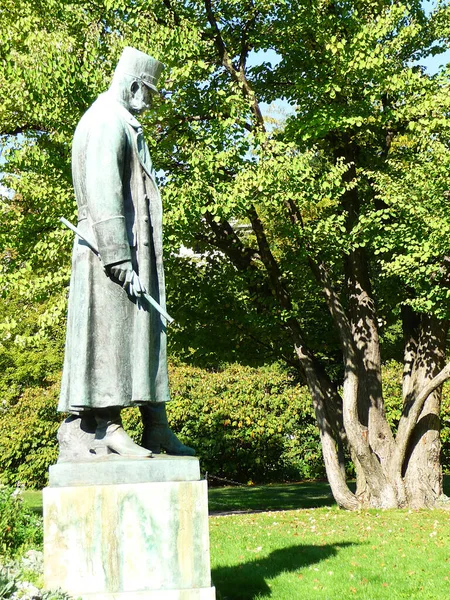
0;486;42;556
2;360;450;488
0;551;74;599
0;383;60;489
0;565;16;598
123;362;324;484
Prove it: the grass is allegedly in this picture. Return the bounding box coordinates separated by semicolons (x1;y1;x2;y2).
210;507;450;599
23;490;44;514
208;476;450;514
208;481;335;513
22;481;450;599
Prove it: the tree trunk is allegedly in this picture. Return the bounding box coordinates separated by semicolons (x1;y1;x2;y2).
403;315;448;507
293;341;360;510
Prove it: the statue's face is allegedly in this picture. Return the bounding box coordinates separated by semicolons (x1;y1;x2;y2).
128;80;153;115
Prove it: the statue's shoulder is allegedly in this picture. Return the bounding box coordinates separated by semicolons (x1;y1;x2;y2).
76;94;128;137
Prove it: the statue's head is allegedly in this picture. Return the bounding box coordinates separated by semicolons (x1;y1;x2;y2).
110;47;165;115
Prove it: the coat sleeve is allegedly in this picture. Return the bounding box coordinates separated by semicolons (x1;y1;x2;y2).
84;109;131;267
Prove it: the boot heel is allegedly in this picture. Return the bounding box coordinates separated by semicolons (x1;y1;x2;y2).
145;443;162;454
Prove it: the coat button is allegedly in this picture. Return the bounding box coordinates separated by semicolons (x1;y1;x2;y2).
143;241;149;246
143;216;149;222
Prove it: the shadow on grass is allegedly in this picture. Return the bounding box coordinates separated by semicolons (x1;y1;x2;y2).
210;475;450;514
212;541;355;600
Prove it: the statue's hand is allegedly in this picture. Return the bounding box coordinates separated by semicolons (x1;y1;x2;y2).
108;261;145;298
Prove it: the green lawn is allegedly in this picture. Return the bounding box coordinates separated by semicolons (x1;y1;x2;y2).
208;480;335;513
23;490;44;514
22;481;450;599
210;507;450;599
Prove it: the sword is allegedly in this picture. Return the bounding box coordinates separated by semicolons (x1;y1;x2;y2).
60;216;174;325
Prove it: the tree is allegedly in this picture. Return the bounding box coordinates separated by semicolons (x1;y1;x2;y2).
159;0;450;508
1;0;450;508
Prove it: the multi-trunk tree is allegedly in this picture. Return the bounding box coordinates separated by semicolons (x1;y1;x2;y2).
1;0;450;507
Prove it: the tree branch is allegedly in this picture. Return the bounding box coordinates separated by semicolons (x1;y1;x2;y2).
158;113;254;138
405;361;450;438
284;196;355;360
203;0;265;129
162;0;181;26
0;126;46;137
202;211;259;270
238;3;258;73
393;361;450;475
283;196;394;479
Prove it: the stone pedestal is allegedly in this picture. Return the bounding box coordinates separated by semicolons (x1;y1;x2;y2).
43;456;215;600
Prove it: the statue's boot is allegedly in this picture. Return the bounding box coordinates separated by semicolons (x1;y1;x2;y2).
140;404;195;456
57;413;97;463
93;409;152;458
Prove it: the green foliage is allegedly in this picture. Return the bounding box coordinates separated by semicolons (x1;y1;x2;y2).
0;361;324;488
0;486;42;557
2;359;450;488
0;551;74;599
41;591;74;600
167;362;323;483
0;566;16;599
1;0;450;503
0;383;60;489
125;362;324;484
1;0;449;357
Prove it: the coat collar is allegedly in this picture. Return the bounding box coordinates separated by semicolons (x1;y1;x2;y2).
98;92;142;130
97;93;156;181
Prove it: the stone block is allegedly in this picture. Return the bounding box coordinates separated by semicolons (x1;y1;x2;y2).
43;458;215;600
49;455;200;487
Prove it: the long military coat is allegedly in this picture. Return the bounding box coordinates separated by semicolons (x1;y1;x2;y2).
59;92;170;412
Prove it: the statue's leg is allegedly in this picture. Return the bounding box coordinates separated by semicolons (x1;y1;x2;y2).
140;403;195;456
93;408;152;458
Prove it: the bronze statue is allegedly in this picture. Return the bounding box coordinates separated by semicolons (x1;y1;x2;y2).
58;47;194;460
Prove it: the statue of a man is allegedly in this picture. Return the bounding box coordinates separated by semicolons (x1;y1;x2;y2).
58;47;194;459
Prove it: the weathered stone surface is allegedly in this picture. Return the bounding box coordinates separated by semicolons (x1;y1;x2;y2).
77;590;215;599
49;455;200;487
43;478;214;599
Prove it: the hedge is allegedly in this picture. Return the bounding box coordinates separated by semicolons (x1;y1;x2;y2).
0;362;321;488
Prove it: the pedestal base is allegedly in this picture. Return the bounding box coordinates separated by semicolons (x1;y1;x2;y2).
43;457;215;600
74;590;215;600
